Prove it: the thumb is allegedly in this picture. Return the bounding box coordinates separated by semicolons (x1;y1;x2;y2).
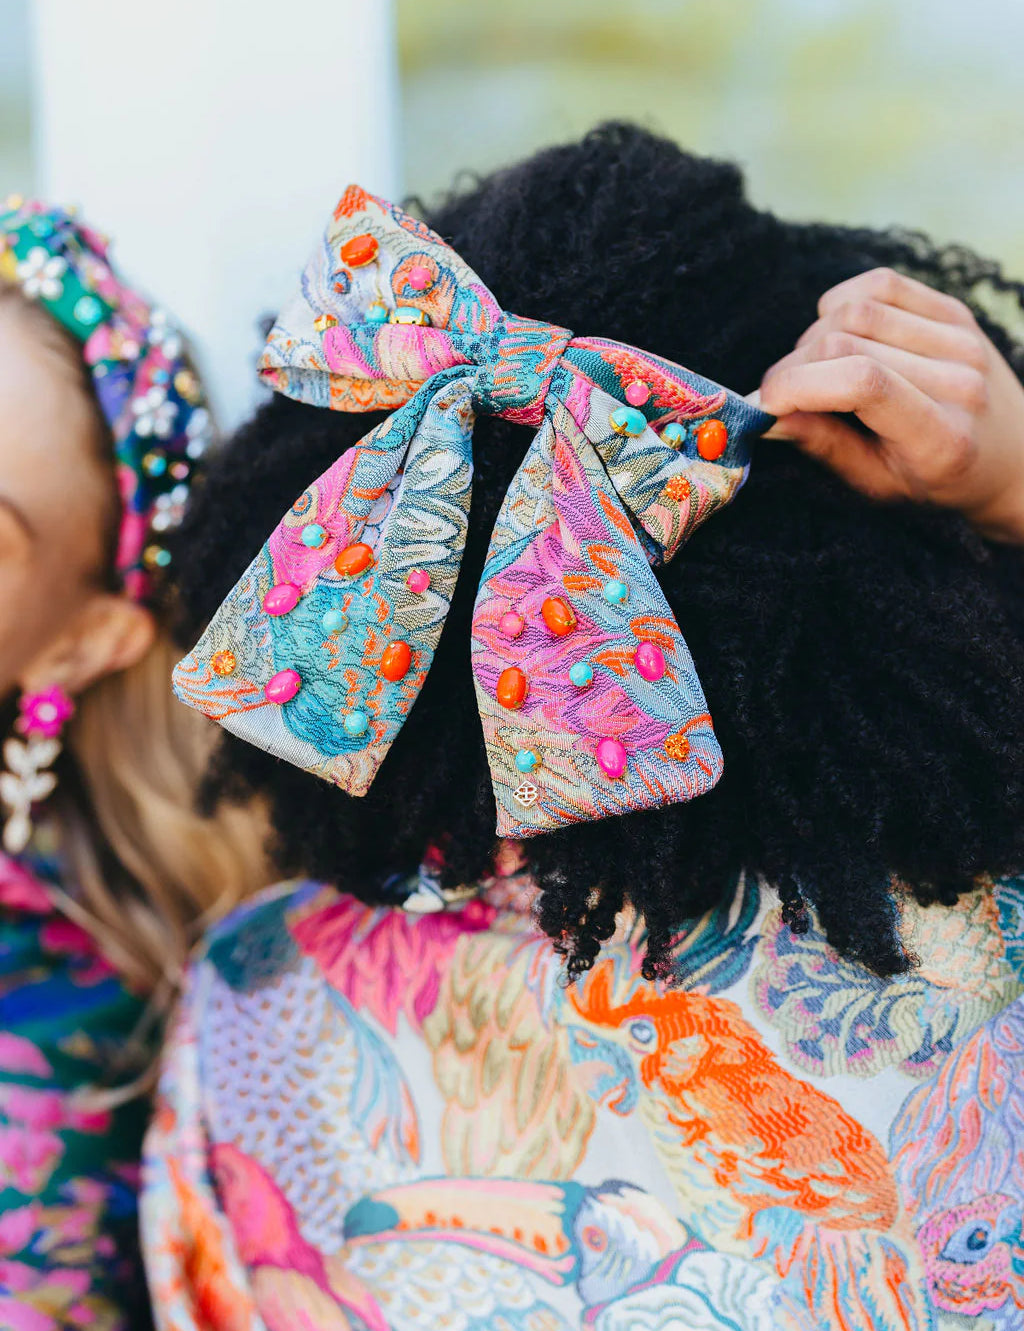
761;417;804;441
763;411;900;501
745;387;842;446
744;389;808;441
761;411;841;449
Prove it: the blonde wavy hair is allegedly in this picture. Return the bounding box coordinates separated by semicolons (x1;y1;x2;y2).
2;281;270;1001
56;636;269;996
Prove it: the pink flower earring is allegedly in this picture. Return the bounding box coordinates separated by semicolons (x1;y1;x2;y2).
1;685;75;854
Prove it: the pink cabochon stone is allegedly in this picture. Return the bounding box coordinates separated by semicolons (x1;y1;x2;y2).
499;611;526;639
625;380;650;407
406;569;431;595
264;583;301;616
635;641;666;682
596;738;628;780
407;264;433;291
265;669;301;705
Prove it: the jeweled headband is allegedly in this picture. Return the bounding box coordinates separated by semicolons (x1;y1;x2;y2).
173;186;773;836
0;196;213;600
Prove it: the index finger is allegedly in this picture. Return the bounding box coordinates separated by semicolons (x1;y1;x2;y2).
818;267;976;328
759;354;960;486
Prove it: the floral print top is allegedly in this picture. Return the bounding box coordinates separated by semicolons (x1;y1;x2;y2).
140;850;1024;1331
0;852;151;1330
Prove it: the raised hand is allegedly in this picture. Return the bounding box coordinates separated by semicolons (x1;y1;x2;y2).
758;267;1024;542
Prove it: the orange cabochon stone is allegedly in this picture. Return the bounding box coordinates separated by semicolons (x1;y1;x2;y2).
380;641;412;682
334;542;374;577
665;732;691;761
695;419;728;461
340;234;379;268
497;666;528;710
210;649;237;677
664;475;692;502
541;596;577;636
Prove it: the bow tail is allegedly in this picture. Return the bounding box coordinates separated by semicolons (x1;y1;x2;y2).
586;398;752;563
173;376;475;795
471;391;723;838
565;335;762;559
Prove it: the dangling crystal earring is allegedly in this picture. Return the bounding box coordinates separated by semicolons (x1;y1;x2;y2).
1;686;75;855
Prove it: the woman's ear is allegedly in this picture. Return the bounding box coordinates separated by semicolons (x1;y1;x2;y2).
18;591;156;698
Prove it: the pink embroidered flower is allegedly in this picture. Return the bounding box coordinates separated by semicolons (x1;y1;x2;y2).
65;1104;112;1135
0;1085;64;1131
0;1124;63;1193
0;1034;52;1079
39;916;116;982
0;1294;53;1331
0;1205;37;1257
16;687;74;740
64;1177;109;1207
0;1265;92;1329
0;857;51;913
0;1083;109;1141
0;1260;36;1293
115;463;149;572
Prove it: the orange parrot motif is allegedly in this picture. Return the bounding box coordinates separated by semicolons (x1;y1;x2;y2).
568;957;900;1242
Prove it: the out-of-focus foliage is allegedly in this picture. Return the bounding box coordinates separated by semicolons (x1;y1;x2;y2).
2;1;1021;279
0;0;31;193
398;0;1024;275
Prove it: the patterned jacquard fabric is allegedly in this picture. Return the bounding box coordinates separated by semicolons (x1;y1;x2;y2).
140;861;1024;1331
173;187;772;836
0;853;151;1330
0;197;213;599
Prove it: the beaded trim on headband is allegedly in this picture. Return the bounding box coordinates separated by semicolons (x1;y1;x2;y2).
174;186;773;836
0;195;213;600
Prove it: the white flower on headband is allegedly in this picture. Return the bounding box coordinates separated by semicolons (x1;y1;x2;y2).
185;406;211;459
17;247;68;301
148;308;183;359
132;385;178;440
151;482;190;532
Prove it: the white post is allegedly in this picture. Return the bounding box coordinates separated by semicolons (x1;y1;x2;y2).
30;0;400;430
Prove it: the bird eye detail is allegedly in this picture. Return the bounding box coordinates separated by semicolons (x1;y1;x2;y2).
582;1224;608;1252
939;1219;997;1264
627;1019;657;1047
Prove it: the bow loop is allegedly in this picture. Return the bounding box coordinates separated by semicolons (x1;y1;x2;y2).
175;188;774;835
259;189;504;414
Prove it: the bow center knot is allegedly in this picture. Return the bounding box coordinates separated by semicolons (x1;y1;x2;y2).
471;312;573;426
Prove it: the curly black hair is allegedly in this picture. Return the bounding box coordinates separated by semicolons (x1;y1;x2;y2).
172;122;1024;979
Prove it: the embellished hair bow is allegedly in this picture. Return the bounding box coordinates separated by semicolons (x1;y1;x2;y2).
173;187;772;837
0;196;213;599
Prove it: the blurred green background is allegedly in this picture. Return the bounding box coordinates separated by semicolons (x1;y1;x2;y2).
398;0;1024;276
4;0;1023;277
0;0;31;190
